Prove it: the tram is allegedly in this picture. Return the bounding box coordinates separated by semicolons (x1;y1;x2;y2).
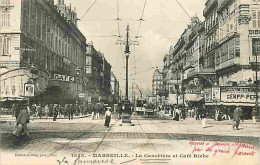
135;98;146;115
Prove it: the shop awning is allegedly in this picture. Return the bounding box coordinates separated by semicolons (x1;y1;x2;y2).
0;96;27;102
205;102;257;107
185;94;203;102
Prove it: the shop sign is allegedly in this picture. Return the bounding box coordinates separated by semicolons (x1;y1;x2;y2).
53;74;74;82
249;30;260;37
221;87;258;103
212;87;221;101
78;93;85;98
24;83;35;97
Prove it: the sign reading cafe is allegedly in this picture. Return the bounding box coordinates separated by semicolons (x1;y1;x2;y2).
53;74;75;82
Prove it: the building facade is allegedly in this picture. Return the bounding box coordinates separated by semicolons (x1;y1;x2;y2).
152;68;163;107
111;72;120;104
0;0;87;105
162;0;260;116
86;43;113;104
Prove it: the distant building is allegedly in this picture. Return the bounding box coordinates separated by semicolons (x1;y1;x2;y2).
152;68;163;106
86;43;112;103
111;72;120;104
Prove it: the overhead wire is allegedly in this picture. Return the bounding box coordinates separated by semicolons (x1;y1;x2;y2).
132;0;148;84
136;0;147;38
175;0;191;19
79;0;98;20
116;0;125;68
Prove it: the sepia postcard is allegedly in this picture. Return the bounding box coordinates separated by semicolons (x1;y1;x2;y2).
0;0;259;165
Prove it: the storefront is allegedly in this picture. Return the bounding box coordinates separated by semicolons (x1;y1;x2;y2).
0;68;49;107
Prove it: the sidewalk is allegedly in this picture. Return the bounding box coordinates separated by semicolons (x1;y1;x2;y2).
0;114;91;123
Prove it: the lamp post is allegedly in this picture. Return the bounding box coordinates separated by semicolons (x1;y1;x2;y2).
116;25;138;124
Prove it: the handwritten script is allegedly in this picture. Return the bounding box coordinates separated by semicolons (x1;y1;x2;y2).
189;138;256;157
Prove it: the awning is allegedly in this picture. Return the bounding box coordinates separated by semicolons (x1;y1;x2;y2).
0;96;27;102
205;102;257;107
185;94;203;102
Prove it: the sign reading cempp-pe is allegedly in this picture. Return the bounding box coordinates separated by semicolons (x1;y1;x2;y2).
221;87;258;103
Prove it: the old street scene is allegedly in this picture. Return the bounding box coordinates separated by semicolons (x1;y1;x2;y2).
0;0;260;165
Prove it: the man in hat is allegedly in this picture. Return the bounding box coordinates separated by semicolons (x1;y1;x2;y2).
233;107;241;130
104;107;112;127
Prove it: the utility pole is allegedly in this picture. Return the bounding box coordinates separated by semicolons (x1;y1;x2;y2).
125;25;130;101
256;51;259;118
116;25;139;124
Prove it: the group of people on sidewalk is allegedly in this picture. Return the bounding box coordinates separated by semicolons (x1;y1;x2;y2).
159;104;258;129
11;103;83;121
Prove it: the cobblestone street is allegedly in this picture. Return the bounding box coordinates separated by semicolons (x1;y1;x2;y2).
1;115;259;165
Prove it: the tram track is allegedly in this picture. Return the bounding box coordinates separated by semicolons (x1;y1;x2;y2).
136;118;157;152
149;119;189;149
49;115;120;155
49;120;104;155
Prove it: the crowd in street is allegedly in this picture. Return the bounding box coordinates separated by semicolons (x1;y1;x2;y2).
159;104;258;129
11;103;85;121
7;101;259;138
10;102;114;138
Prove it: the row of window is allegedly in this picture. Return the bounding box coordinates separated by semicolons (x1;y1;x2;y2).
205;10;218;33
21;0;84;66
0;11;10;27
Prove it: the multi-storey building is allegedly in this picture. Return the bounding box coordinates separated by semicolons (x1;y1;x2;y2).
182;17;209;107
162;0;260;116
0;0;87;105
102;55;112;100
213;0;259;111
152;68;163;106
86;43;112;103
111;72;120;104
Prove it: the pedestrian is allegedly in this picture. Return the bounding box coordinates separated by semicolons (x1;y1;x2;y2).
195;107;200;120
16;105;30;137
68;104;72;120
44;105;49;120
49;104;53;117
70;104;74;120
15;103;20;120
96;104;100;120
227;107;231;121
239;107;244;123
31;104;36;120
53;104;58;121
104;107;112;127
252;108;257;124
57;105;61;117
36;104;42;119
11;103;16;117
174;106;180;121
201;105;207;128
233;107;241;130
64;104;68;118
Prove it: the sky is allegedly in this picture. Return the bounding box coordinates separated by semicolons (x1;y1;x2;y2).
66;0;206;95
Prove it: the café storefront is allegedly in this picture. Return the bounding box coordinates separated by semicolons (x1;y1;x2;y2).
0;68;49;107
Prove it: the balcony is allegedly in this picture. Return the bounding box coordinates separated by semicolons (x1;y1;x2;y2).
203;0;217;16
187;67;215;79
215;57;240;71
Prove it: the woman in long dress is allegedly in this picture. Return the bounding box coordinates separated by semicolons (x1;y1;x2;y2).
104;107;112;127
